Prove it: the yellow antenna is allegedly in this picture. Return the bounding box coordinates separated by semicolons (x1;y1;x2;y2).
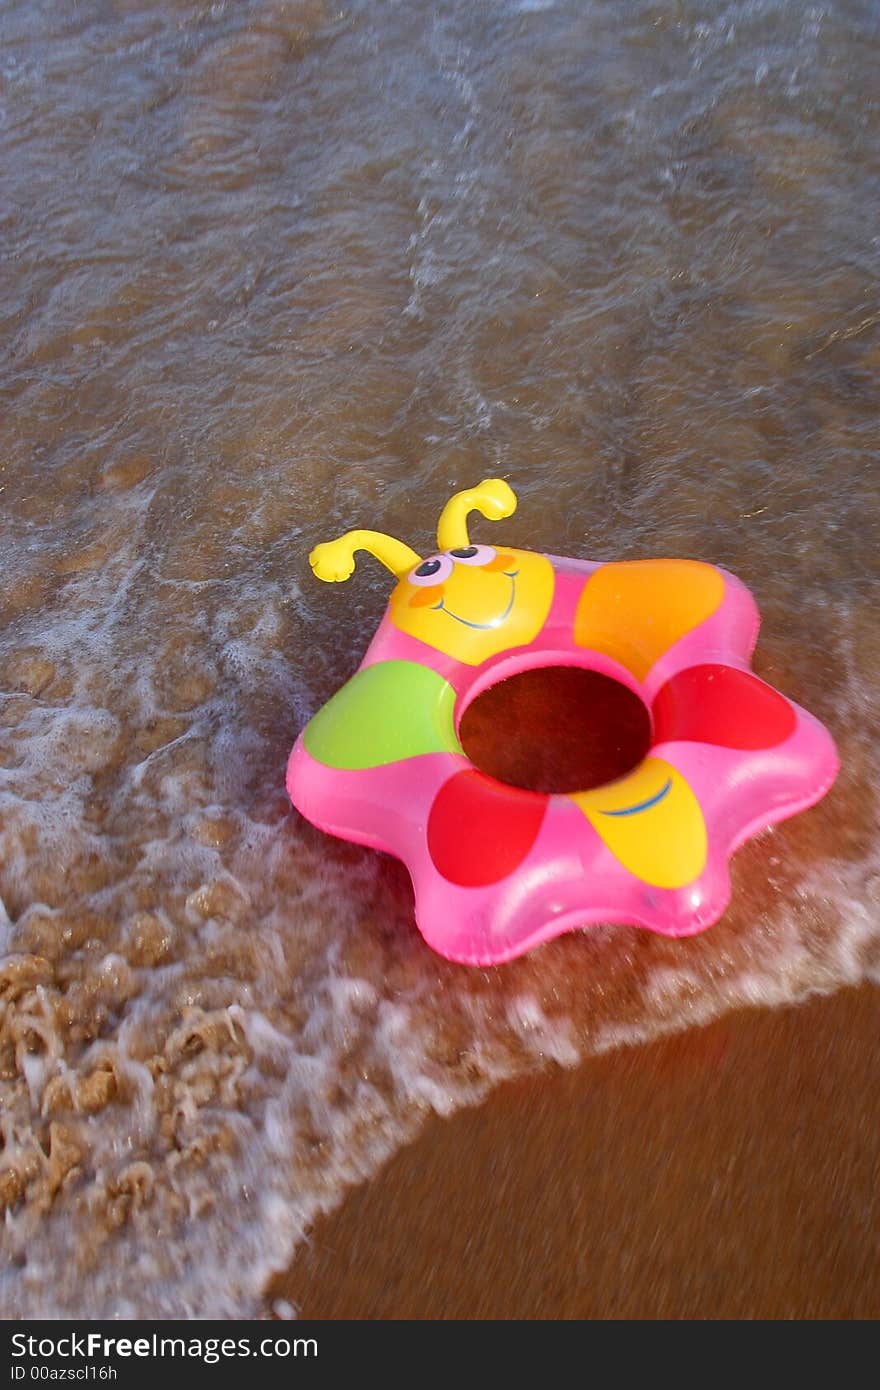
309;529;421;583
436;478;517;551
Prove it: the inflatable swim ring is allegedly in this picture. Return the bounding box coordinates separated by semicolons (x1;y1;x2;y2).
287;480;838;965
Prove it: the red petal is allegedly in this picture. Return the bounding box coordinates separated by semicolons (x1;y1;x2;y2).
653;664;797;750
427;770;548;887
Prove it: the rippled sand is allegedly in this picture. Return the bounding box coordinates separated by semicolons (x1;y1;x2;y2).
1;0;878;1316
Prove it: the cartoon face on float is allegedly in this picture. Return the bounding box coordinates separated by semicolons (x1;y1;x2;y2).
388;542;553;664
308;479;554;665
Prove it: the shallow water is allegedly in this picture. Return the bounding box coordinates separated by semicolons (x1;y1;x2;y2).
1;0;878;1317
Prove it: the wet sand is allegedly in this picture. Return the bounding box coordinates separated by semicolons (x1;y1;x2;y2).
269;984;880;1319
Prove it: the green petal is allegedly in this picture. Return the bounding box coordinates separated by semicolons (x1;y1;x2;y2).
303;660;462;770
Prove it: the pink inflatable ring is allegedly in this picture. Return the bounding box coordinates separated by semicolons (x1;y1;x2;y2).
287;480;839;966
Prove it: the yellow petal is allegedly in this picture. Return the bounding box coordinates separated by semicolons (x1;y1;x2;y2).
570;757;707;888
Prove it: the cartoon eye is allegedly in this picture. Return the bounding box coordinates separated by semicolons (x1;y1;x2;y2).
408;554;454;587
448;544;497;566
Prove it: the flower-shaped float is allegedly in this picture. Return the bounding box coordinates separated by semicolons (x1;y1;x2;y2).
287;480;838;966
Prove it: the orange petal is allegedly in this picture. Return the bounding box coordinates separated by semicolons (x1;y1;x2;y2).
574;560;725;681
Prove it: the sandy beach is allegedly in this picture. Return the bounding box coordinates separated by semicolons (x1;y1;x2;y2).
271;984;880;1319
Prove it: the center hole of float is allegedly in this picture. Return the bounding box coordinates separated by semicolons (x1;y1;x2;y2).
458;667;652;796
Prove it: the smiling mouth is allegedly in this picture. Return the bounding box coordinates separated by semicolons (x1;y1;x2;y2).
432;571;519;630
598;777;673;817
